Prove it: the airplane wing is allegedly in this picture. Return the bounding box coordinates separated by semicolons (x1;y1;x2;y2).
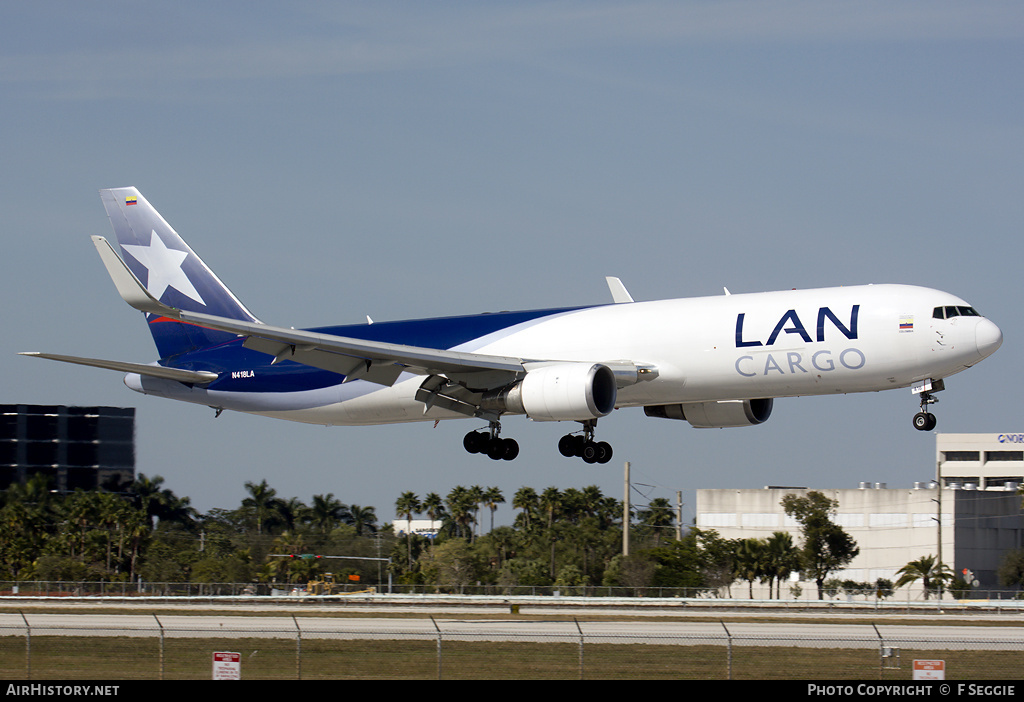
91;235;530;389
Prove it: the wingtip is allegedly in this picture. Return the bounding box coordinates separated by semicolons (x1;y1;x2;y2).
605;276;635;304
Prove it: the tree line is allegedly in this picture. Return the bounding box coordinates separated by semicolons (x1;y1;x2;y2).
0;475;1004;598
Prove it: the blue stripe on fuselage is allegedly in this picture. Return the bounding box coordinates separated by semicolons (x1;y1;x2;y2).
163;305;594;393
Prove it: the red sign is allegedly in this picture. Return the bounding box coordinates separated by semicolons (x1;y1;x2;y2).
213;651;241;680
913;660;945;680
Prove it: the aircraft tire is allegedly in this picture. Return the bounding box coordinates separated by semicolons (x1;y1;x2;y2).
913;412;937;431
486;439;505;460
464;431;485;453
502;438;520;461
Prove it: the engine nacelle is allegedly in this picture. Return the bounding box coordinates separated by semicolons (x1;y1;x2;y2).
485;363;617;421
644;398;773;428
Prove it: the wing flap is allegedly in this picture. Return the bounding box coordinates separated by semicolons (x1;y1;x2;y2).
242;337;407;385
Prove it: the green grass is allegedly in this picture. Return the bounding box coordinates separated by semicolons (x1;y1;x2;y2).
1;635;1020;680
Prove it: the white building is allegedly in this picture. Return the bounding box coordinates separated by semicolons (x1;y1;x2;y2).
937;433;1024;490
695;434;1024;598
392;519;442;538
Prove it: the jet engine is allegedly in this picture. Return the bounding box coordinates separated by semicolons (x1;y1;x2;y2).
482;363;617;421
644;398;773;428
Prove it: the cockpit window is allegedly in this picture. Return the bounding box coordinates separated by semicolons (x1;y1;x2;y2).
933;306;981;320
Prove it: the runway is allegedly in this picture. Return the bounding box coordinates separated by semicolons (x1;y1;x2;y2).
2;609;1022;650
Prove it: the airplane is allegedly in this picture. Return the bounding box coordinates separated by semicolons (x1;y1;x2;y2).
22;187;1003;464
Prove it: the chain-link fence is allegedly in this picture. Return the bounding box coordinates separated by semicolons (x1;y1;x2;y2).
4;580;1024;601
1;614;1022;680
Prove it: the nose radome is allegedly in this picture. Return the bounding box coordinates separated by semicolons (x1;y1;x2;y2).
975;318;1003;359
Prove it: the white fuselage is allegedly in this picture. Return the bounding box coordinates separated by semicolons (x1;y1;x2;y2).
125;283;1002;426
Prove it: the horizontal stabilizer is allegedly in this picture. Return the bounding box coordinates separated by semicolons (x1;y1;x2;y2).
19;352;219;384
92;236;168;316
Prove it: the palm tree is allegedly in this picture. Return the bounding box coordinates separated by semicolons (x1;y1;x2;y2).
539;487;563;577
4;472;55;509
275;496;308;533
482;487;505;533
159;492;198;529
594;494;621;530
512;487;539;531
579;485;606;521
763;531;799;599
345;504;378;536
395;491;421;566
637;497;675;546
59;490;98;559
539;487;562;530
421;493;444;521
467;485;484;537
561;487;584;524
445;486;477;540
93;491;127;574
734;538;767;599
895;555;953;600
270;532;316;584
242;480;280;535
421;493;446;539
0;499;41;579
129;474;196;529
310;493;346;534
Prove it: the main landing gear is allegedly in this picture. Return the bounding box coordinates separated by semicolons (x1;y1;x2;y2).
463;421;520;461
462;419;614;463
557;420;613;464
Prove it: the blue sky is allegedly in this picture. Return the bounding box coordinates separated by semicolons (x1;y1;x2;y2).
2;1;1021;528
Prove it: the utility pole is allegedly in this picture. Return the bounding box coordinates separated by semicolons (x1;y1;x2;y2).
936;478;944;600
623;461;630;557
676;491;683;541
934;447;945;600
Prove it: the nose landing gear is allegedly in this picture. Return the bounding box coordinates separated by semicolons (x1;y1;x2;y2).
913;408;937;431
911;378;943;432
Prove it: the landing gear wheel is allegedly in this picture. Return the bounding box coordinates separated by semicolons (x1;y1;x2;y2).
558;434;586;457
463;431;487;454
501;438;520;461
558;434;577;457
913;412;937;431
558;423;613;464
486;438;506;460
467;422;519;461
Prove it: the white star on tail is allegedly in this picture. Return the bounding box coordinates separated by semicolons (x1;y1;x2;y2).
121;229;206;305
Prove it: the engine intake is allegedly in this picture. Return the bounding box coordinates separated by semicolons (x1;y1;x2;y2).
644;398;773;428
482;363;617;421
